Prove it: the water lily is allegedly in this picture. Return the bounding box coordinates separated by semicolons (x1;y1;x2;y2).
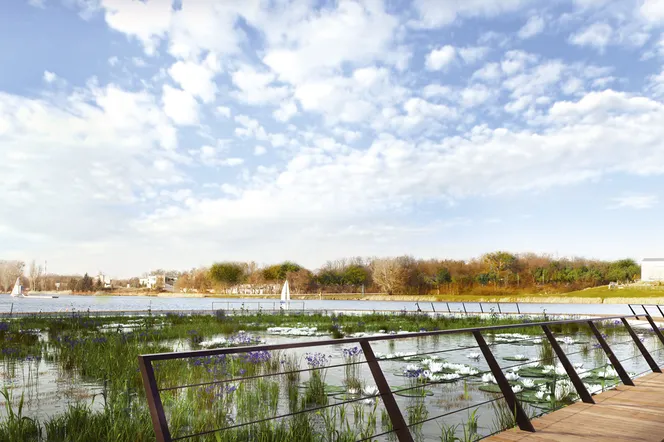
505;372;520;381
482;373;497;384
521;379;535;388
511;385;523;393
467;352;480;360
429;362;444;373
363;385;379;396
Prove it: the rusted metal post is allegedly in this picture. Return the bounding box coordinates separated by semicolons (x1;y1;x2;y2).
588;321;634;386
446;302;451;313
621;318;661;373
138;356;171;442
541;325;594;403
497;303;502;314
462;303;467;315
360;340;414;442
473;331;535;432
516;303;520;315
480;303;484;313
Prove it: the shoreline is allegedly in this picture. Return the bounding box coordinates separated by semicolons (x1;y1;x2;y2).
13;291;664;305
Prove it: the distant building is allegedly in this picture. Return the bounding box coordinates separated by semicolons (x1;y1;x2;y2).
97;273;112;288
641;259;664;282
139;275;177;292
139;275;159;289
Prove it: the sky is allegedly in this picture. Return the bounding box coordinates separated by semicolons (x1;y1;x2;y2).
1;0;664;278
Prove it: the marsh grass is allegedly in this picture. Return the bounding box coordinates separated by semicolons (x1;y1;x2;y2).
0;312;628;442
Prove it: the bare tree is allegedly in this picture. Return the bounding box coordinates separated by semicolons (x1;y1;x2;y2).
0;260;25;292
371;258;406;295
29;260;43;292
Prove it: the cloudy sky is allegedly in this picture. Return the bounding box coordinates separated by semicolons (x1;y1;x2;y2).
1;0;664;277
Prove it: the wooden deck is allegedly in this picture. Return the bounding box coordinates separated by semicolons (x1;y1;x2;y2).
486;372;664;441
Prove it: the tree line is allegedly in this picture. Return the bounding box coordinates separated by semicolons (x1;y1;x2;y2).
173;253;641;295
0;253;642;295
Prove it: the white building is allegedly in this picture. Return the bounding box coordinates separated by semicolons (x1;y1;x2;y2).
641;259;664;282
97;273;112;288
139;275;159;289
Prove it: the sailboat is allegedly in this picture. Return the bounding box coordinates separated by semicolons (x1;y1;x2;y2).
10;277;23;297
280;280;290;310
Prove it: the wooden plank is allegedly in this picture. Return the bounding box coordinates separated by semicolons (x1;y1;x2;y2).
485;373;664;441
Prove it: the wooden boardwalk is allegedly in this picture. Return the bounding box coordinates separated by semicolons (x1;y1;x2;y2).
486;372;664;441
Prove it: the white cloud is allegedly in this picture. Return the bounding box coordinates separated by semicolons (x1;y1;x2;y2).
458;46;489;64
412;0;532;28
231;65;290;105
472;62;502;82
641;0;664;24
569;23;613;51
562;77;584;95
423;84;454;98
97;0;173;55
0;84;178;251
168;55;219;103
609;195;659;210
648;68;664;97
254;146;267;156
162;85;199;126
460;84;494;107
216;106;231;118
425;45;456;70
518;16;545;39
501;50;538;76
43;71;57;83
262;1;398;84
273;101;298;122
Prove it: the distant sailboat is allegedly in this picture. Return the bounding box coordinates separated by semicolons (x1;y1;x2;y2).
280;280;290;310
10;277;23;297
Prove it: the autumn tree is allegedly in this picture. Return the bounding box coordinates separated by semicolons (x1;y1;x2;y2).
371;257;406;295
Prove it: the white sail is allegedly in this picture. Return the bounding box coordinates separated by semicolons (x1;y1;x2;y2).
280;280;290;308
10;277;22;297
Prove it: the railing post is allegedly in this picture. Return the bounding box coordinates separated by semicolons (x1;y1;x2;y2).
473;331;535;432
446;303;451;313
497;303;502;314
359;340;413;442
655;305;664;319
462;303;467;315
587;321;634;386
541;325;594;404
516;303;520;315
480;303;484;313
643;314;664;347
138;356;171;442
621;318;661;373
628;304;638;320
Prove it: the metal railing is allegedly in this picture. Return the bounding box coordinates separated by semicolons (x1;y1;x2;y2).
138;312;664;442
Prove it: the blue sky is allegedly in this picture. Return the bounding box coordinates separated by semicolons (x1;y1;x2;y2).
1;0;664;277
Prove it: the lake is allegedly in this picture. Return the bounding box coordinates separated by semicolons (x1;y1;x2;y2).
0;294;647;316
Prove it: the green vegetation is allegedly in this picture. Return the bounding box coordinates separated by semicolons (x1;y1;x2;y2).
0;312;642;441
4;253;645;297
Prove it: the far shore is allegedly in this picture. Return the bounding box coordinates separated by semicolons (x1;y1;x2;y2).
16;286;664;305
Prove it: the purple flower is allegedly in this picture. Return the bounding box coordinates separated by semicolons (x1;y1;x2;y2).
305;352;331;368
342;346;362;359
